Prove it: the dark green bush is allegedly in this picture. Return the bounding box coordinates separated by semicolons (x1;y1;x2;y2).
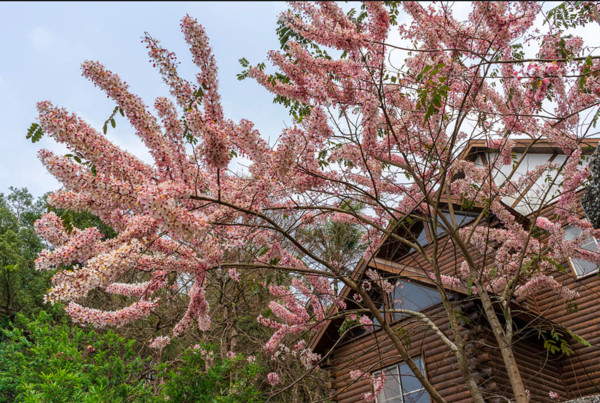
0;311;153;402
156;343;264;402
0;311;266;402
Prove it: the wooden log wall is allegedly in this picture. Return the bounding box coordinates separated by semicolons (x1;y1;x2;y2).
327;302;472;402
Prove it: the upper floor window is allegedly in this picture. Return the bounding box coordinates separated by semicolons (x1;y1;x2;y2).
407;210;475;254
434;211;476;236
374;356;430;403
391;279;442;321
564;225;599;277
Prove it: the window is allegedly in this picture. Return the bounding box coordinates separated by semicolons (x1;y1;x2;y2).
564;225;600;277
391;280;442;321
407;211;474;254
434;211;475;236
374;357;430;403
406;223;428;254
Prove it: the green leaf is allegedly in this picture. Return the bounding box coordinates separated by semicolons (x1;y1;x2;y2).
567;328;591;348
26;123;44;143
110;118;116;128
257;246;269;257
26;123;39;140
239;57;249;68
423;104;437;123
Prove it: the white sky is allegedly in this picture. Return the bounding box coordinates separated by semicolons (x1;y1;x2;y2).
0;2;291;197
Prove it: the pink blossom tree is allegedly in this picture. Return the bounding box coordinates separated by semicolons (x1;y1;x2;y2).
30;2;600;402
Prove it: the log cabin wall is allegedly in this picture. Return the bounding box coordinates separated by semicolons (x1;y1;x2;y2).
327;210;597;401
327;302;473;402
325;297;568;402
378;196;600;399
464;302;568;402
517;201;600;399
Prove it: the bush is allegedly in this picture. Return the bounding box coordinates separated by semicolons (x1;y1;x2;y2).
157;343;264;402
0;311;266;402
0;311;153;402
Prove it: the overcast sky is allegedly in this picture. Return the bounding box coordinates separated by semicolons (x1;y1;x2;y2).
0;2;291;198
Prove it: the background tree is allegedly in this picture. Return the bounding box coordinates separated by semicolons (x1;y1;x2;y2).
27;2;600;402
0;188;47;321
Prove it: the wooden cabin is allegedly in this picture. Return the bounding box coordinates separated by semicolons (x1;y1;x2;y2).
309;139;600;402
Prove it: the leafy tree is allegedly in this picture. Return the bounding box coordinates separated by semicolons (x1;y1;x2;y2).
27;3;600;402
0;188;48;321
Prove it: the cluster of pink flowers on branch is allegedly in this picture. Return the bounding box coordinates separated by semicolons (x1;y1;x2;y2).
149;335;171;350
66;299;158;328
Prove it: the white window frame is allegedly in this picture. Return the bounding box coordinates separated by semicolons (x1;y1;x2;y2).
373;356;430;403
564;225;600;278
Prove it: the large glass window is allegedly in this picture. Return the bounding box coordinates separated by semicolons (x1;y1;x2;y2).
407;211;475;255
434;211;476;236
391;280;442;321
374;357;430;403
406;223;428;254
564;225;599;277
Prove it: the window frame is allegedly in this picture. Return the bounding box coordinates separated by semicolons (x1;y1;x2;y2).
406;209;477;256
388;278;443;323
373;355;431;403
564;225;600;279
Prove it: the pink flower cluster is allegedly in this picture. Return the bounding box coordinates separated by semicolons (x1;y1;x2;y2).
149;335;171;350
267;372;280;386
34;212;69;246
349;369;364;381
36;227;102;271
66;299;157;328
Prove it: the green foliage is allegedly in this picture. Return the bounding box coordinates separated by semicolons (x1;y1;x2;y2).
0;187;271;402
0;188;49;320
63;152;97;177
102;106;124;135
0;186;116;322
338;316;360;336
295;201;366;276
0;313;266;402
539;327;591;357
0;311;153;402
156;343;264;403
26;123;44;143
415;63;450;123
546;1;599;30
46;204;117;239
383;1;402;26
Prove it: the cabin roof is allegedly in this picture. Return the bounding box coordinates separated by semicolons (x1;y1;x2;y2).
458;138;599;162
